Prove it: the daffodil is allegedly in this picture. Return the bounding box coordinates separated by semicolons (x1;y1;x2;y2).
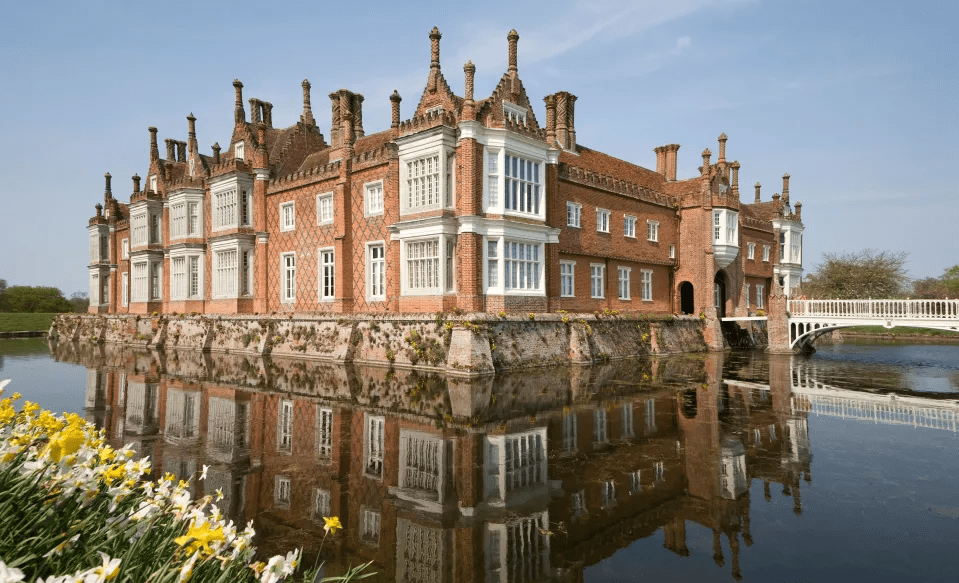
323;515;343;535
177;551;200;583
175;521;225;557
0;560;25;583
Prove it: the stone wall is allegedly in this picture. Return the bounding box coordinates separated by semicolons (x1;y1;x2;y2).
53;313;712;376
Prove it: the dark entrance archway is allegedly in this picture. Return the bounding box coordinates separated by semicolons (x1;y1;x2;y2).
714;273;727;318
680;281;694;315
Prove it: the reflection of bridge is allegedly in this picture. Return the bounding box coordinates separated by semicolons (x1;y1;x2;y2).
786;299;959;350
728;366;959;433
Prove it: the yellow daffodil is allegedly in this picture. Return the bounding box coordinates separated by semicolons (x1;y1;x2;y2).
323;516;343;535
175;521;225;557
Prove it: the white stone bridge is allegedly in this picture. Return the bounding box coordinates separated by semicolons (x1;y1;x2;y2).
785;299;959;351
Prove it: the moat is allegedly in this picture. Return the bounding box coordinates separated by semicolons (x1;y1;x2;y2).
1;338;958;582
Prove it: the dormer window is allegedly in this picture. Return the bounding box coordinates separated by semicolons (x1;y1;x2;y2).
426;105;444;116
503;101;527;126
711;209;739;269
149;175;157;193
234;142;244;161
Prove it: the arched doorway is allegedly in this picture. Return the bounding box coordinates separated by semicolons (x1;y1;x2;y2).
714;273;727;318
680;282;694;315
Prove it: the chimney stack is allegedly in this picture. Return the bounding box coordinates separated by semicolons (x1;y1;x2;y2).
654;146;666;176
351;94;365;138
262;102;273;127
464;60;475;102
429;27;441;92
165;138;175;161
301;79;315;126
176;141;186;162
730;161;740;196
701;148;712;176
544;94;556;144
507;29;520;97
665;144;680;181
95;203;102;218
104;172;112;197
233;79;245;123
187;113;196;140
718;133;727;163
132;174;141;194
794;201;802;220
212;143;221;164
390;90;402;129
554;91;577;151
249;98;261;124
149;127;159;161
754;182;761;203
782;173;790;204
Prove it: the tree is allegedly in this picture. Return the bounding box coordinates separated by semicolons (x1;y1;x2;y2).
68;291;90;313
911;265;959;298
1;286;73;313
803;250;909;299
0;278;6;311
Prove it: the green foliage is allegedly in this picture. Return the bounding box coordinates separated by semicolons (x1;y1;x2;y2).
0;285;73;313
911;265;959;299
803;250;910;299
0;313;58;332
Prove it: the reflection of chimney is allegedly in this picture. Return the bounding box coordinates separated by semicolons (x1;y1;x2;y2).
754;182;761;203
665;144;680;181
730;533;742;582
763;479;771;501
712;530;724;566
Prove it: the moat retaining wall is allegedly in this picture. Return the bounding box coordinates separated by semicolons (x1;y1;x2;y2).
51;313;713;376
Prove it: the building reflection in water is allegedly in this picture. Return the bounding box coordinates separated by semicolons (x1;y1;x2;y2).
56;340;813;582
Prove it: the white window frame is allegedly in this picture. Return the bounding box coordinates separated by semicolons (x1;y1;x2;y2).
748;242;756;260
281;252;296;304
150;212;161;244
404;238;441;294
131;213;147;247
316;192;334;225
641;269;653;302
316;406;334;460
121;273;128;307
275;476;291;507
479;133;550;221
319;248;335;302
502;240;540;292
131;261;148;303
398;129;456;216
365;180;384;217
367;242;385;301
560;261;575;298
669;244;675;259
150;261;162;300
149;175;157;193
618;267;631;300
762;245;771;262
596;209;610;233
624;215;636;238
647;220;659;242
745;284;751;309
213;248;238;299
590;264;605;299
121;238;129;260
503;101;528;125
280;201;295;232
170;202;186;239
566;202;582;228
756;284;765;309
234;141;244;161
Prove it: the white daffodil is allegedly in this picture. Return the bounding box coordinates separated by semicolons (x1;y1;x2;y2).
80;552;121;583
199;465;209;481
177;551;200;583
0;560;25;583
43;533;81;558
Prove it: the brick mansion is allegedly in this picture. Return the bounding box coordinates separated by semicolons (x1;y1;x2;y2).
87;28;804;319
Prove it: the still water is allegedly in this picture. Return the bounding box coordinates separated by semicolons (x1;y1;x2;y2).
1;338;958;582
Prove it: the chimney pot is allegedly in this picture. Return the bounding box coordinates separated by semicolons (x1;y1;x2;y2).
301;79;314;126
148;126;159;160
507;29;519;74
176;141;186;162
730;161;740;196
544;94;557;144
95;203;103;217
104;172;112;195
233;79;245;123
795;201;802;219
754;182;761;203
665;144;680;181
430;27;441;69
132;174;141;193
212;143;221;164
165;138;175;161
718;132;728;163
187;113;196;137
262;102;273;128
654;146;666;176
782;173;791;204
464;60;476;102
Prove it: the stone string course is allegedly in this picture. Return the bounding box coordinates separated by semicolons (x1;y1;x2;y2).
53;313;709;376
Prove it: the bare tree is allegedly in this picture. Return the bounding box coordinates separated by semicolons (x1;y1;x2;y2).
803;250;909;299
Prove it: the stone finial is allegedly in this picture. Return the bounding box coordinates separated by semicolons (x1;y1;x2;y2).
754;182;761;203
464;60;475;102
132;174;140;194
301;79;315;126
782;173;790;204
165;138;176;161
212;142;221;164
104;172;112;196
701;148;712;175
233;79;245;123
718;132;728;163
390;90;402;129
148;126;159;161
430;27;441;69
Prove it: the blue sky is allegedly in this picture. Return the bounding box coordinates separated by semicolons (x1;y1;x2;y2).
1;0;956;295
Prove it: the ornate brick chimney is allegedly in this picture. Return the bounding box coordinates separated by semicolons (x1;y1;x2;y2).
390;90;402;130
301;79;315;126
782;173;790;205
665;144;680;181
754;182;761;203
233;79;245;123
149;127;159;161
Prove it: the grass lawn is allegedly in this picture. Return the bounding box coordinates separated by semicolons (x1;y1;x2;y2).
841;325;959;337
0;312;60;332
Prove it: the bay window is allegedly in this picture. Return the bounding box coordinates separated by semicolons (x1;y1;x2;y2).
504;241;540;291
132;262;147;302
170;253;204;301
211;177;253;231
484;148;545;219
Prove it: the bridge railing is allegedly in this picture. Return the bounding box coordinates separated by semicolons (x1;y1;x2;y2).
788;299;959;319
